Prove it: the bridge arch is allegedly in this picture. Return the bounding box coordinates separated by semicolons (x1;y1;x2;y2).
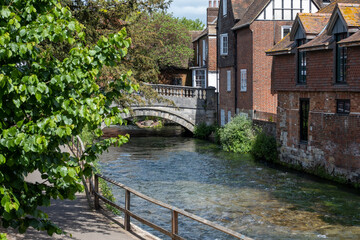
122;107;195;133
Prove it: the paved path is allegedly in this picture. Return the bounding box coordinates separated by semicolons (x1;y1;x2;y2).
2;172;144;240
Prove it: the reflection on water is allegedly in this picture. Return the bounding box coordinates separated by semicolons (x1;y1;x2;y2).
99;133;360;240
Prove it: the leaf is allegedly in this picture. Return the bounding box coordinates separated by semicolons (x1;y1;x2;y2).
58;166;67;177
0;154;5;164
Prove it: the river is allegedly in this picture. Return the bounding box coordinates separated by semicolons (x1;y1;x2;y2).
99;127;360;240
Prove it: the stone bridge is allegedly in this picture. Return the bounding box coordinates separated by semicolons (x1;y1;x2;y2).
120;84;217;133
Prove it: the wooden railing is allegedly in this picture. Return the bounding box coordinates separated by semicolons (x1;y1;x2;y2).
91;174;253;240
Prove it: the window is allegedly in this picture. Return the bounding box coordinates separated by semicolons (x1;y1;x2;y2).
281;26;292;39
194;70;206;88
202;39;206;66
220;34;228;55
336;99;350;114
220;109;225;126
223;0;227;16
240;69;247;92
336;33;347;83
227;70;231;92
297;39;307;84
300;99;310;143
228;111;232;123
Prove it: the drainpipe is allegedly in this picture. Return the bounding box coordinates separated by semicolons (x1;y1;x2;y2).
216;25;220;125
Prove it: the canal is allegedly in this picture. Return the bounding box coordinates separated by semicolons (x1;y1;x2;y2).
99;127;360;240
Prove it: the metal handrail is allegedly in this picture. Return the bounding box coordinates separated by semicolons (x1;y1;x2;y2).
92;173;253;240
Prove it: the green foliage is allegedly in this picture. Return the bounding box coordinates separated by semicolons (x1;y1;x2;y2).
126;12;193;83
176;17;205;31
218;115;255;153
251;132;279;163
194;123;216;140
0;233;7;240
0;0;136;236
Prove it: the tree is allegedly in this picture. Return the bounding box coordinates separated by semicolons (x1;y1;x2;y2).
176;17;205;31
0;0;136;236
125;12;194;83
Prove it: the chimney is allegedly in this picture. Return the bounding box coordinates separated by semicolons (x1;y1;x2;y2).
209;0;220;8
207;0;219;26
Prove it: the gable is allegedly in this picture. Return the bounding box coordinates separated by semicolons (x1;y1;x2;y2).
332;14;347;34
295;24;307;39
257;0;319;21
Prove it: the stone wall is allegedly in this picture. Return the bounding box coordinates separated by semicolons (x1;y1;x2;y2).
277;91;360;184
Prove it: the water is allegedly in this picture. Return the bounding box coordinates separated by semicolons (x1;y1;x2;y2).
98;131;360;240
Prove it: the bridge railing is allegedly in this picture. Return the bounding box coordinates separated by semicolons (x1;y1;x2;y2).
148;84;211;100
91;173;253;240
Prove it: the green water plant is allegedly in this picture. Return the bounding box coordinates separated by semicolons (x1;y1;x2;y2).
194;123;217;140
218;115;255;153
251;132;279;163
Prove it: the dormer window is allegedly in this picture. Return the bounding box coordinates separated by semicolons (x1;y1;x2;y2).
335;32;347;83
297;39;307;84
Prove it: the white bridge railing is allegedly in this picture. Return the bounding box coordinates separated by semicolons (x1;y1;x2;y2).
148;84;210;100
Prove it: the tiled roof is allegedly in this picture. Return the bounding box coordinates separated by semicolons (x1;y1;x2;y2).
268;12;330;54
231;0;255;20
318;0;360;13
298;31;333;51
232;0;324;30
192;29;208;42
297;13;331;35
338;30;360;46
191;31;203;41
337;3;360;27
268;1;360;53
266;35;295;55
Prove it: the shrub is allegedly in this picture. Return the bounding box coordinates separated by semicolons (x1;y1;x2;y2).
251;132;279;162
194;123;216;139
218;115;255;153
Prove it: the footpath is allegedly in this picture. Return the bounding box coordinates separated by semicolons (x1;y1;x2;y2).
3;172;144;240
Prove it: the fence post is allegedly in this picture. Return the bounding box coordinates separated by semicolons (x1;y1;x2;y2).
124;190;131;231
171;210;178;240
94;175;99;210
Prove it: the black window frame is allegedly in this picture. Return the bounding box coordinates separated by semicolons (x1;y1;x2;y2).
336;99;350;115
300;98;310;143
335;33;347;84
297;39;307;85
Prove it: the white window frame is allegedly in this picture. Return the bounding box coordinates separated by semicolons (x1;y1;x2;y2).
228;111;232;123
281;25;292;39
220;109;225;126
223;0;227;16
220;34;228;55
240;69;247;92
226;70;231;92
202;39;206;66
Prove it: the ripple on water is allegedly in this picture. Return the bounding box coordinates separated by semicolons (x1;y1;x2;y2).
99;136;360;240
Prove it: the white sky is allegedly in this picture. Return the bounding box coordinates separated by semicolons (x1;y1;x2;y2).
167;0;208;24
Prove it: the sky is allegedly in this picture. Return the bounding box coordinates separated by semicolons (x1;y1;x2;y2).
167;0;208;24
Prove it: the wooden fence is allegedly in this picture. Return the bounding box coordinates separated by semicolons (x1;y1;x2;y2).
90;174;253;240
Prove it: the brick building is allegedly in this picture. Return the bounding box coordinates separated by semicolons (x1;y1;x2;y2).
217;0;325;126
191;0;219;89
267;1;360;183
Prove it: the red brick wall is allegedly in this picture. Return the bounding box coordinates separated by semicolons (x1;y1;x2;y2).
208;36;217;71
273;47;360;92
218;67;235;120
236;27;253;113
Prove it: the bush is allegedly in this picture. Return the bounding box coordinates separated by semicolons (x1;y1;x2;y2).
218;115;255;153
251;132;279;162
194;123;216;139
